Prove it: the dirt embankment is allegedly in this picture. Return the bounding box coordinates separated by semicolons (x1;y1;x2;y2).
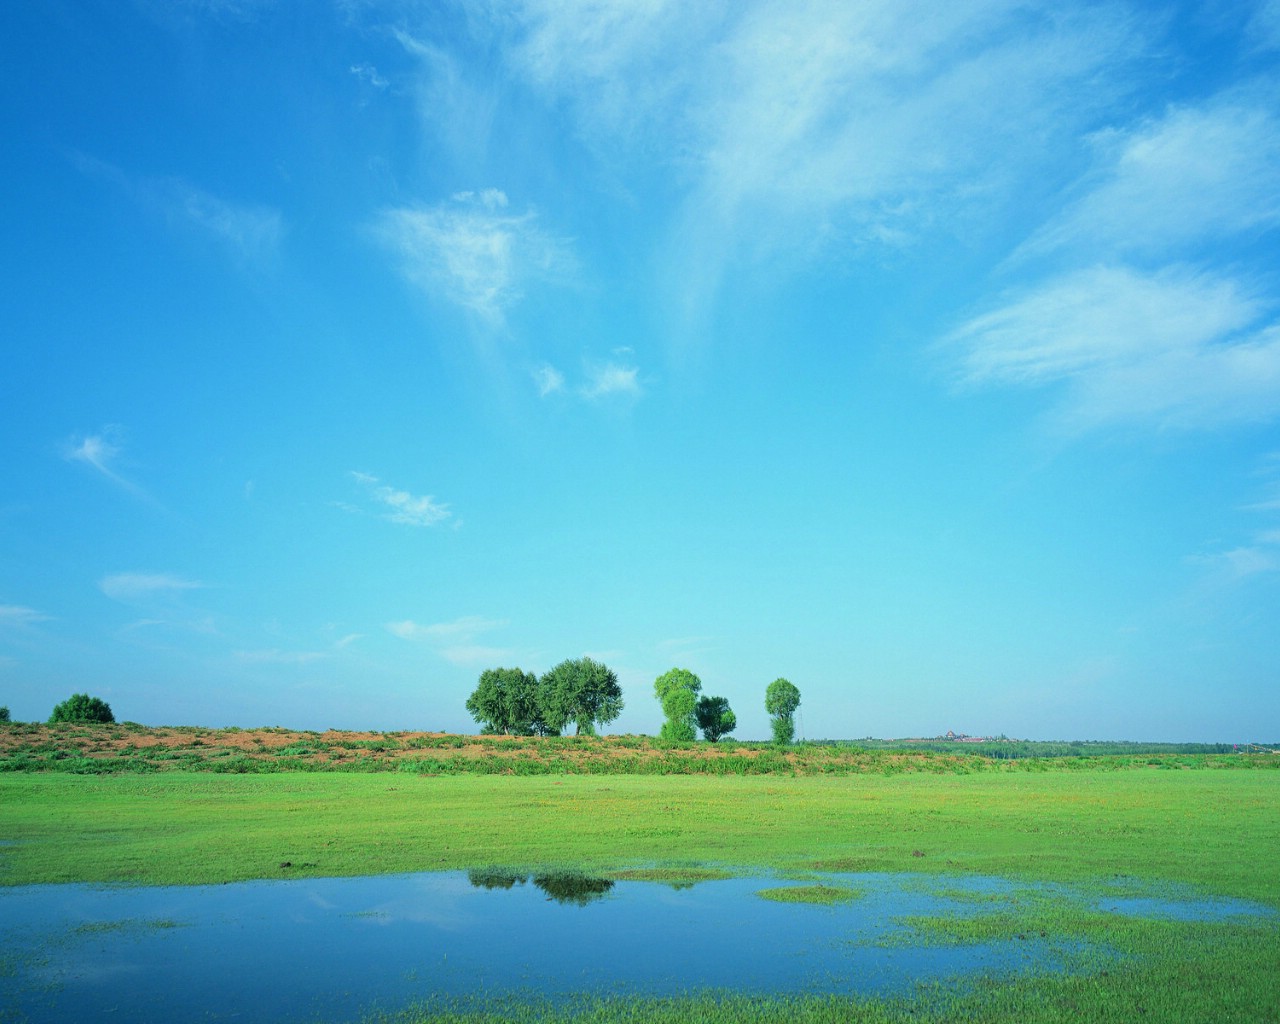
0;723;977;775
1;723;1270;776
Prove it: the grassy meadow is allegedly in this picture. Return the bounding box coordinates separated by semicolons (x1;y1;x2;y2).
1;728;1278;1022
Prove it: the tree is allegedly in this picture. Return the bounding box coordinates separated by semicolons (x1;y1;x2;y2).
695;694;737;742
538;657;624;736
653;667;701;741
465;667;547;735
49;693;114;724
764;678;800;745
0;706;10;723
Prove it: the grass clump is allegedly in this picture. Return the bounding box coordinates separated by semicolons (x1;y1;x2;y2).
608;866;735;886
756;883;861;905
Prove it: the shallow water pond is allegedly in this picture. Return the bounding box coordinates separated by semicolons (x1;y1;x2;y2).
0;869;1267;1024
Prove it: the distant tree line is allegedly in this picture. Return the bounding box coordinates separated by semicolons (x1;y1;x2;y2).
819;737;1260;758
467;661;801;744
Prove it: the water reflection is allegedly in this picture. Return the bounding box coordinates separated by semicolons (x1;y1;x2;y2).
467;869;614;905
0;870;1271;1024
467;867;526;891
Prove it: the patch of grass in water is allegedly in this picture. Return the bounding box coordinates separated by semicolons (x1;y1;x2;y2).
71;917;183;936
607;866;735;887
756;883;861;905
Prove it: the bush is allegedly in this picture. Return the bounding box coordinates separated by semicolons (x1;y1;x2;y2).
0;706;10;723
48;693;115;724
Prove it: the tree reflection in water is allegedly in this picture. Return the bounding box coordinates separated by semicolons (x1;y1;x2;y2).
467;868;614;905
467;868;526;891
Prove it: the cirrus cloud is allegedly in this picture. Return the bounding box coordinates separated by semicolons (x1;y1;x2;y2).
386;615;512;666
944;265;1280;432
375;189;574;324
99;573;205;602
351;471;451;527
0;605;51;629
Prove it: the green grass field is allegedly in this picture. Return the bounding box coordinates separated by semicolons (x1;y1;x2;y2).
2;765;1278;1021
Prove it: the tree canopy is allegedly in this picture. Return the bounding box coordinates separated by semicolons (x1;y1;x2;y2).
765;678;800;744
48;693;114;724
653;667;702;741
465;667;547;735
695;694;737;742
537;657;624;735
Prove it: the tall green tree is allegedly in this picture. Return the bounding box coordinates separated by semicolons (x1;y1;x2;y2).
764;678;800;745
48;693;114;724
653;667;701;741
465;667;547;735
0;706;10;723
695;694;737;742
538;657;624;735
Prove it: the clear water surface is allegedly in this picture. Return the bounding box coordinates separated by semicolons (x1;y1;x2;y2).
0;869;1268;1024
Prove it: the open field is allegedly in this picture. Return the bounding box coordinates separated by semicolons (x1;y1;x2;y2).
2;769;1278;894
2;730;1278;1022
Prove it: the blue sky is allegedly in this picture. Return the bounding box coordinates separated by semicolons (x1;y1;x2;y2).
3;0;1279;741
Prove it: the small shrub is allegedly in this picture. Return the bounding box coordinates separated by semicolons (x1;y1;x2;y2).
48;693;115;724
0;706;10;722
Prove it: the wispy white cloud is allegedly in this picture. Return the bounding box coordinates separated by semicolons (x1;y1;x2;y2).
504;1;1139;274
73;154;283;266
153;178;283;265
99;573;205;602
944;265;1280;431
387;615;506;642
386;615;511;665
375;189;573;324
350;62;389;89
393;26;502;168
1016;94;1280;261
65;429;122;475
1191;539;1280;582
580;359;643;400
945;79;1280;434
1204;456;1280;579
0;605;51;629
62;425;156;500
533;364;565;397
351;471;451;527
533;358;645;401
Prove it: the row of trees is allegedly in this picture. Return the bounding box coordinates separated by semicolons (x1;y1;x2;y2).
654;668;736;742
655;670;800;743
466;661;800;743
464;658;624;736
